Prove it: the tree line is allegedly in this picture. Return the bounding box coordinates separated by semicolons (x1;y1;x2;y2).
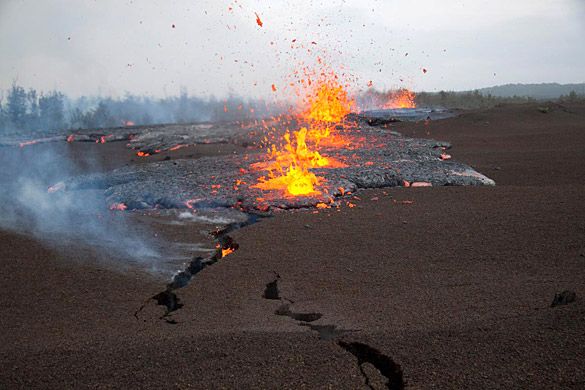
0;84;283;135
3;83;583;135
358;88;585;111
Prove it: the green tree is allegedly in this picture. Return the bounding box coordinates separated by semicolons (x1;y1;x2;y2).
7;84;27;128
39;91;65;131
27;88;39;129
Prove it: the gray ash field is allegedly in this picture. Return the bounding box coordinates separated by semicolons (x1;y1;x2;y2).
45;109;494;212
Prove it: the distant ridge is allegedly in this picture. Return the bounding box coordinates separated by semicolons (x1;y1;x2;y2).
475;83;585;99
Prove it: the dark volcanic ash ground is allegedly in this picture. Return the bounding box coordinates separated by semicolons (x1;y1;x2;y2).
49;109;494;212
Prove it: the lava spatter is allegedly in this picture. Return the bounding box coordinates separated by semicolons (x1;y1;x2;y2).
251;69;353;197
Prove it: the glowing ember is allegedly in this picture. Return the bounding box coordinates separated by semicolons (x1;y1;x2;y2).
19;140;38;148
216;242;237;258
255;12;263;27
222;247;236;257
169;144;188;151
109;203;128;211
96;135;113;144
411;182;432;187
384;89;416;109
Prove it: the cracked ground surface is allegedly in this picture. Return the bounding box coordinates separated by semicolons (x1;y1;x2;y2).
1;103;585;388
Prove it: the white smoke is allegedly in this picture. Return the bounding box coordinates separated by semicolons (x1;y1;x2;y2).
0;143;160;267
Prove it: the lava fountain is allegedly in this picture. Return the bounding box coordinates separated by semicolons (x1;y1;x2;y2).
252;71;353;197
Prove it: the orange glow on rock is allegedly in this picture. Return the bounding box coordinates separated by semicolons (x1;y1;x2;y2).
411;182;432;187
222;247;235;257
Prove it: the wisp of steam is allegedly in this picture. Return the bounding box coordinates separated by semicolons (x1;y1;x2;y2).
0;143;161;270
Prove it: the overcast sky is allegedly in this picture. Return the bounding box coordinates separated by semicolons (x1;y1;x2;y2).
1;0;584;100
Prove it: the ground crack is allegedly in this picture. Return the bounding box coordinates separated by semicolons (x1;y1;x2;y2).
135;212;261;323
262;275;404;387
262;272;281;300
338;341;405;390
263;274;326;324
275;303;323;323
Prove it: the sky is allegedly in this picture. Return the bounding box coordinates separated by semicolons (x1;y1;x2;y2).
1;0;584;100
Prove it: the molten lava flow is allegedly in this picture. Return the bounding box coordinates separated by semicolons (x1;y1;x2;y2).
254;127;343;171
253;128;327;196
384;89;416;109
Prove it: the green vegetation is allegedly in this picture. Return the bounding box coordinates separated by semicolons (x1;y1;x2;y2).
414;90;533;109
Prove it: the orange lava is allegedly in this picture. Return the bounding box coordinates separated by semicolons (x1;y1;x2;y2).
255;12;263;27
301;77;352;123
169;144;188;151
384;89;416;109
96;135;113;144
253;128;331;197
216;242;236;257
252;70;353;197
221;247;236;257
